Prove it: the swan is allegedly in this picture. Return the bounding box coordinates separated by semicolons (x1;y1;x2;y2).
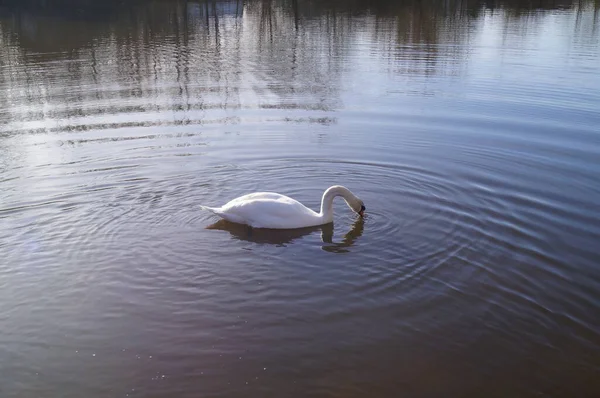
200;185;365;229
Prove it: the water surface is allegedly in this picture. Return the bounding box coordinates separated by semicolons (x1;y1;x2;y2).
1;0;600;397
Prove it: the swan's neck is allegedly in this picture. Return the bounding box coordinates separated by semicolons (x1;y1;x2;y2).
318;185;357;223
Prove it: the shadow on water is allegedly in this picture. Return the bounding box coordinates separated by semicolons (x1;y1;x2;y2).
206;217;364;251
320;217;365;253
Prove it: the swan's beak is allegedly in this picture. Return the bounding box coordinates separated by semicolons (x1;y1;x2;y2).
358;204;365;217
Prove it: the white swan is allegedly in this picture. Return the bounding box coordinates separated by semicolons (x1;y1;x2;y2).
200;185;365;229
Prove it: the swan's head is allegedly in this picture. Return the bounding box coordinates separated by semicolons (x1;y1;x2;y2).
346;197;366;217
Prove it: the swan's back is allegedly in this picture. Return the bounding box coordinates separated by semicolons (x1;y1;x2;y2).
222;192;288;207
212;192;321;228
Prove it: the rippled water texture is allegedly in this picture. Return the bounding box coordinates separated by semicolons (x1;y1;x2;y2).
1;0;600;397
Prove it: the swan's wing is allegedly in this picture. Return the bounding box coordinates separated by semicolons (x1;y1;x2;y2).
221;196;319;228
223;197;315;217
223;192;290;206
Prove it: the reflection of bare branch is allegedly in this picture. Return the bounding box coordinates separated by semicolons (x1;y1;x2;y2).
0;0;596;130
258;0;274;45
292;0;299;30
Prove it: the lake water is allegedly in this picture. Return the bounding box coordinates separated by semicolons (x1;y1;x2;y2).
1;0;599;397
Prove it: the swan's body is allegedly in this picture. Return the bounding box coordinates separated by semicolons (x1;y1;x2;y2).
201;185;365;229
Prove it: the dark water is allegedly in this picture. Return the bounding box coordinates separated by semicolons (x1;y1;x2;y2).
1;0;600;396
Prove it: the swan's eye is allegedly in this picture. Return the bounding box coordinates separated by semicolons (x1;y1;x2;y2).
360;205;366;211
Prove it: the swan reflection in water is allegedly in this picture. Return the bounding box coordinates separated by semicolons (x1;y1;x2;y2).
206;217;364;252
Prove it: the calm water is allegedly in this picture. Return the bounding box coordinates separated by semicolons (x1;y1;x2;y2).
1;0;600;396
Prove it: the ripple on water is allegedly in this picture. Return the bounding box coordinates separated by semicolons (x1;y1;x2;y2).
1;2;599;396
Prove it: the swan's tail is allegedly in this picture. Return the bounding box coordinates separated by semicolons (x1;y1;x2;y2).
200;204;244;224
199;205;221;214
200;205;232;220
